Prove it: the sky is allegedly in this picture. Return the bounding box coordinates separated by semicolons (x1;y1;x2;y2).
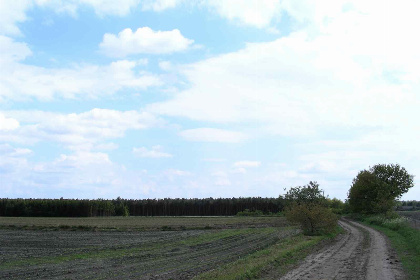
0;0;419;201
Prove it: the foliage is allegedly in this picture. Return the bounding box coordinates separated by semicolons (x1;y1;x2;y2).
348;164;414;214
0;197;285;217
284;181;327;206
286;203;337;235
236;209;264;216
284;182;338;235
326;198;346;214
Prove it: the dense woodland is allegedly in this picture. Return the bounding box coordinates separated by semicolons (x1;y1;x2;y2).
1;197;416;217
0;197;284;217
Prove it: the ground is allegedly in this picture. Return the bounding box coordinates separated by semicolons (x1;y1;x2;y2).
280;218;405;280
0;216;408;279
0;216;296;279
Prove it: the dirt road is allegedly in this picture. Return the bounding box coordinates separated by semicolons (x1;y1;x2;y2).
280;218;405;280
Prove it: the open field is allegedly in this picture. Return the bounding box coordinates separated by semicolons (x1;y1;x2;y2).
0;216;288;231
0;216;309;279
397;211;420;220
397;211;420;230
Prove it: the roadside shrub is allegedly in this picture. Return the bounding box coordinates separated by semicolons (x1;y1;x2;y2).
286;202;338;235
283;182;338;235
365;214;410;231
236;209;264;216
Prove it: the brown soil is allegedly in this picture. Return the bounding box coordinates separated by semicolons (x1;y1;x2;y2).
0;227;297;279
279;218;405;280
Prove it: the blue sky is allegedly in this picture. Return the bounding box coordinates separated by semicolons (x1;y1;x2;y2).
0;0;419;200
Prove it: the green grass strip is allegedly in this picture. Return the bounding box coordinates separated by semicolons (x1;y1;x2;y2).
360;221;420;280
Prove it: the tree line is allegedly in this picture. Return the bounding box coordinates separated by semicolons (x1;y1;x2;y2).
0;197;284;217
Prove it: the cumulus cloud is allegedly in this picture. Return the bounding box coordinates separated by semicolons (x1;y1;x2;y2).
179;128;248;143
35;0;140;17
206;0;282;28
0;37;161;101
0;109;162;149
0;144;31;178
0;35;32;62
141;0;181;11
133;145;173;158
158;61;172;71
0;0;31;36
148;3;420;138
99;27;194;57
0;114;19;131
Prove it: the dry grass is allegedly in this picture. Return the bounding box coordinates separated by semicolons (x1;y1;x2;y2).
0;216;289;231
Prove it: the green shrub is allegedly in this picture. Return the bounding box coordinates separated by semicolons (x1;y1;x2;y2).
286;203;337;235
236;209;264;216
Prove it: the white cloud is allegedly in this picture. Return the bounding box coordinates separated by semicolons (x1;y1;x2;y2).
0;35;32;62
99;27;194;57
141;0;181;11
0;109;161;149
0;114;19;131
206;0;282;28
148;3;420;138
53;151;111;168
158;61;172;71
164;168;191;176
0;144;32;189
233;161;261;168
133;145;173;158
179;128;248;143
0;0;31;36
0;37;161;101
35;0;140;17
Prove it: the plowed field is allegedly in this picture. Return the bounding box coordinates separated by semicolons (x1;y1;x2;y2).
0;217;298;279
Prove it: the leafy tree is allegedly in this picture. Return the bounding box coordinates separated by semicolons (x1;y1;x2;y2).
348;164;414;214
284;182;337;235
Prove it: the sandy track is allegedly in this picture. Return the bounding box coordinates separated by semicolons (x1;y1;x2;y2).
280;218;405;280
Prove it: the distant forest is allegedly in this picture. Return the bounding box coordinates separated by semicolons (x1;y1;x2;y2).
1;198;416;217
0;197;284;217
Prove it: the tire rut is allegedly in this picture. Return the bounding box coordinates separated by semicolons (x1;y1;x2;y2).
279;218;405;280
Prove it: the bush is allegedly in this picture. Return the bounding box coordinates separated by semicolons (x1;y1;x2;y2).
364;214;410;231
284;182;338;235
236;209;264;216
286;202;338;235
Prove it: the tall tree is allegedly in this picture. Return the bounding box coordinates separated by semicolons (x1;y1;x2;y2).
348;164;414;214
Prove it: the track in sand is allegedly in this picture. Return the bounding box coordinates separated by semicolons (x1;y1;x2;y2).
280;218;405;280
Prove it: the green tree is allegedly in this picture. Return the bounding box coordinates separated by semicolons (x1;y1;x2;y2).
284;182;337;235
348;164;414;214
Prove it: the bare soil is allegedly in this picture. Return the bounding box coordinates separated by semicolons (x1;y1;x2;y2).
280;218;405;280
0;225;297;279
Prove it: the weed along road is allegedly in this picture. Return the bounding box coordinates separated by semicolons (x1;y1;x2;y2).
280;218;405;280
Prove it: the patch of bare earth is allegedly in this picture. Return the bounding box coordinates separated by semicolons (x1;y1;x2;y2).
0;227;298;279
280;218;405;280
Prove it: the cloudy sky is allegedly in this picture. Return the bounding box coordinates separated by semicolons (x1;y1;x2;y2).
0;0;419;200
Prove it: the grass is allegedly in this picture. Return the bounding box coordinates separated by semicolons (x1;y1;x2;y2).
0;216;288;231
193;226;343;280
359;214;420;280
